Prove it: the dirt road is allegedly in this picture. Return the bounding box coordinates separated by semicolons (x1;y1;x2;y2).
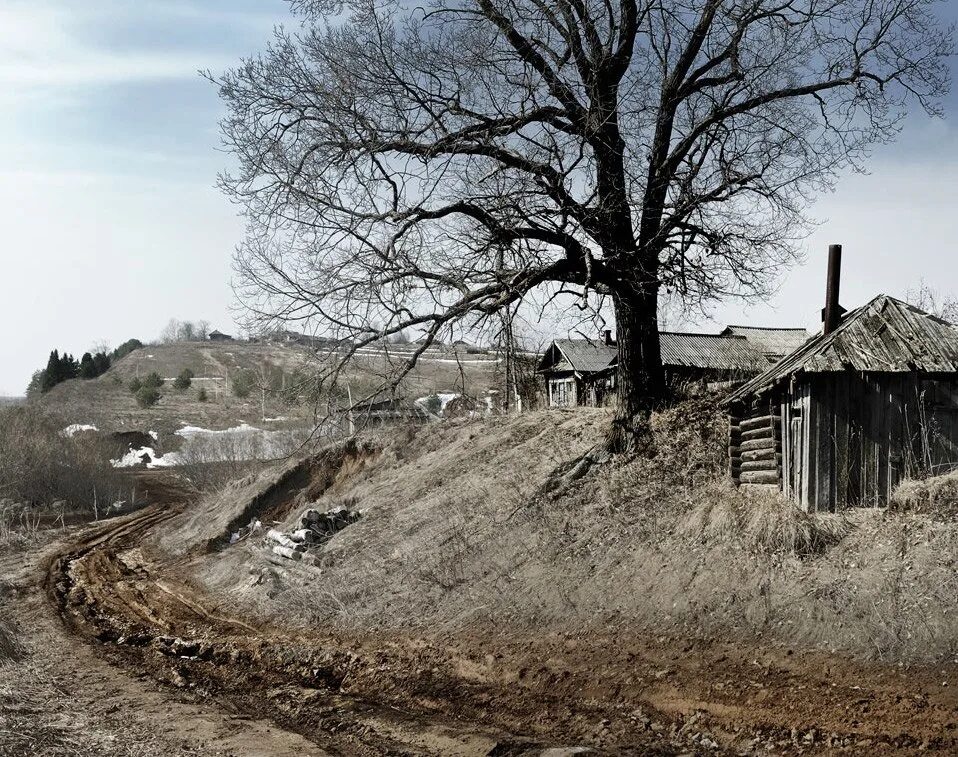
8;475;957;755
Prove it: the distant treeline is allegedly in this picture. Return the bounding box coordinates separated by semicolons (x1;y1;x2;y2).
27;338;142;395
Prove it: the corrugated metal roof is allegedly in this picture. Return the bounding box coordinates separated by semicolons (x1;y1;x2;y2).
720;325;810;358
728;295;958;401
659;332;767;371
543;332;774;374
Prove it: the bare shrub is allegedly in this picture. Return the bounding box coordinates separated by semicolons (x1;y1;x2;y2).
0;406;127;511
890;471;958;518
0;500;43;551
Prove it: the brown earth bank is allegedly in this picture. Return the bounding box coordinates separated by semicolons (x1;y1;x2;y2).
17;466;956;756
6;406;958;756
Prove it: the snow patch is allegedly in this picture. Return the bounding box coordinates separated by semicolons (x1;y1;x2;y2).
175;422;258;439
62;424;97;437
415;392;460;414
111;446;180;469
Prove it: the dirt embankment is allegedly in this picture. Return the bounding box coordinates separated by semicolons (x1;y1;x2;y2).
181;405;958;665
28;406;958;754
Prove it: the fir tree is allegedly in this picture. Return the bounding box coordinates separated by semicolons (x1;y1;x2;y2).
92;352;111;376
59;353;79;380
79;353;97;379
41;350;61;392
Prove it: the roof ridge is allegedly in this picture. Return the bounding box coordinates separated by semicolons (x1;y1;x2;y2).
726;292;958;404
725;324;808;331
660;330;747;339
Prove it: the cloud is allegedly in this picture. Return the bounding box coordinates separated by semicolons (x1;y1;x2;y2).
0;3;235;91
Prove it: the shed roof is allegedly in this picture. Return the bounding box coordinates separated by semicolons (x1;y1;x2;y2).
728;295;958;401
659;332;769;371
545;339;618;374
719;325;810;358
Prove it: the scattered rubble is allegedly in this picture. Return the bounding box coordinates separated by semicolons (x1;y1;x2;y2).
229;519;262;545
264;504;361;561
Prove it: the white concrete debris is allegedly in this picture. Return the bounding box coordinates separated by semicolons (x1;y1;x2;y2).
271;545;302;561
265;504;362;561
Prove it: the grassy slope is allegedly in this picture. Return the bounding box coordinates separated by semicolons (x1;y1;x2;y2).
165;403;958;664
36;341;500;434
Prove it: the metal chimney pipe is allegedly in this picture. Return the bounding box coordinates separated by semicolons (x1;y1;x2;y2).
823;244;843;335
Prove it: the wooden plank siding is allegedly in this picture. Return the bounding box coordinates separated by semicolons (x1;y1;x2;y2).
767;372;958;512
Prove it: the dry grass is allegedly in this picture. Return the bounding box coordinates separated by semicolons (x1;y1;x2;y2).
682;486;853;555
176;400;958;663
0;614;21;663
890;470;958;518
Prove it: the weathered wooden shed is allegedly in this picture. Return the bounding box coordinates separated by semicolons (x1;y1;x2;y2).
726;295;958;511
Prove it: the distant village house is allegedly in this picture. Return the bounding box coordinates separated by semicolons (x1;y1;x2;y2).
208;329;233;342
538;325;808;408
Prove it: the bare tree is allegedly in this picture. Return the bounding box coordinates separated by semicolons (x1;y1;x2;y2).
160;318;182;345
217;0;950;450
906;281;958;323
160;318;214;343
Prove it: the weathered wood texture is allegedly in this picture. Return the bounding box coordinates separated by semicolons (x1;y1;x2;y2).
778;372;958;512
731;401;782;488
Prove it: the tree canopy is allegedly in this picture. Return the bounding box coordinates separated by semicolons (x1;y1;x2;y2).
218;0;951;445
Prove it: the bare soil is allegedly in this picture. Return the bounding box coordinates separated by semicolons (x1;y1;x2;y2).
0;469;952;755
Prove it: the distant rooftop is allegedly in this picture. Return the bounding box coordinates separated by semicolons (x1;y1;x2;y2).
540;322;810;375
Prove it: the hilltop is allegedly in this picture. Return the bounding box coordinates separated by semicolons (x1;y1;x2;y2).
34;339;502;435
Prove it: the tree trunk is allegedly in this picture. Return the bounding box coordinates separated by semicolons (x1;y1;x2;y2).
607;284;665;453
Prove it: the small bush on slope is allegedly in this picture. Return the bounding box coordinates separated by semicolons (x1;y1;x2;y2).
135;386;161;408
173;369;194;391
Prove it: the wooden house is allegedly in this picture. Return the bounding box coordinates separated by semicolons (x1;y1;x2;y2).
725;295;958;511
208;330;234;342
538;325;808;408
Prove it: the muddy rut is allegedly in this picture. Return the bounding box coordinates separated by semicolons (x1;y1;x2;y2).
44;476;958;755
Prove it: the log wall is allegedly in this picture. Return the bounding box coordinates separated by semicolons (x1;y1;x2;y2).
729;404;782;488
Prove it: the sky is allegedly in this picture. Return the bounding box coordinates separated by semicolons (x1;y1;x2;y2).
0;1;957;394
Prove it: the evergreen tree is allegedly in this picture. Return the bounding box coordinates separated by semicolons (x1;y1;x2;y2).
59;353;79;380
109;339;143;362
79;353;97;379
41;350;61;392
142;371;164;389
92;352;111;376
